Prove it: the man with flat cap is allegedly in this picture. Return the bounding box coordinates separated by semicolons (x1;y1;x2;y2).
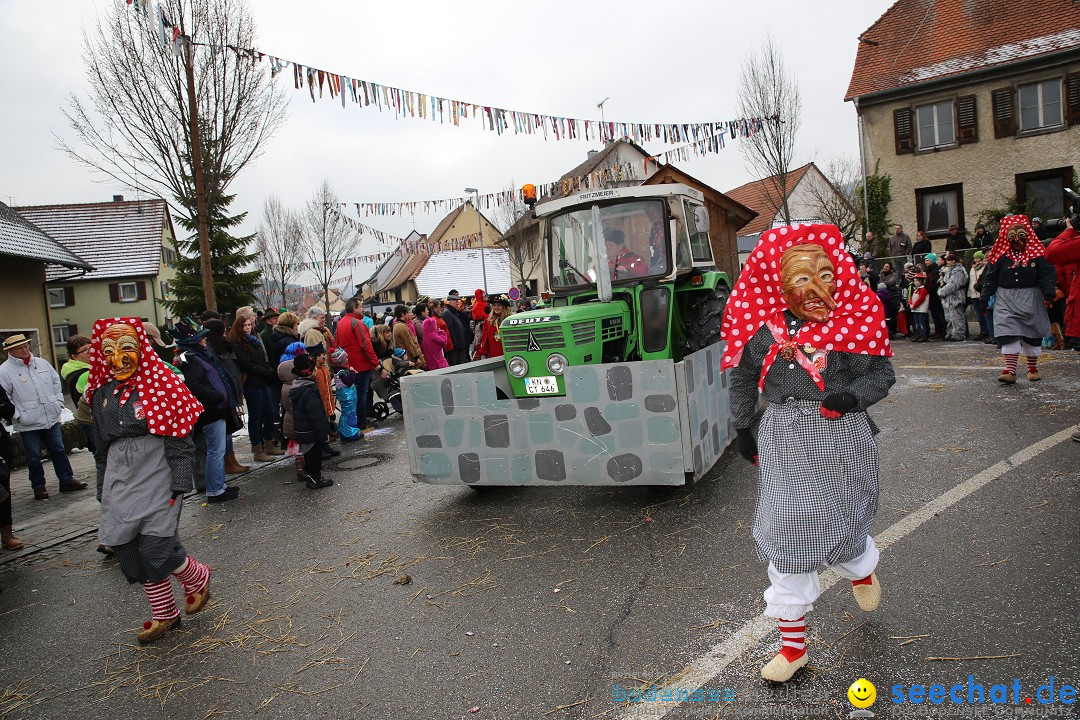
0;334;86;499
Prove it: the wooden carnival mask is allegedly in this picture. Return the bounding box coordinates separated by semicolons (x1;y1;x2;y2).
101;323;141;382
1006;224;1028;252
779;244;838;324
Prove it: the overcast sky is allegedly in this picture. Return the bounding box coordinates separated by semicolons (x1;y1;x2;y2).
1;0;893;288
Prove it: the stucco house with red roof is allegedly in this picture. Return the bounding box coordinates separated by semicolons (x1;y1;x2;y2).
725;162;853;263
846;0;1080;247
16;197;179;361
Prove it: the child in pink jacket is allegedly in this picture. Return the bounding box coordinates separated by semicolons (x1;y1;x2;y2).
420;313;449;370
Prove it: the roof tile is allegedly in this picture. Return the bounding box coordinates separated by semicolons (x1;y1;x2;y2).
846;0;1080;100
725;163;814;236
0;201;92;270
16;199;170;282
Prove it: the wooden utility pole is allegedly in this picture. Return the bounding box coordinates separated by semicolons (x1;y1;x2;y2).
182;32;217;311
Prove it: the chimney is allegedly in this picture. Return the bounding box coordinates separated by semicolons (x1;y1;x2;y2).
587;150;598;160
112;195;124;202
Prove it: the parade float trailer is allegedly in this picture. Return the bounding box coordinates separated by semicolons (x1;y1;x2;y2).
402;184;736;486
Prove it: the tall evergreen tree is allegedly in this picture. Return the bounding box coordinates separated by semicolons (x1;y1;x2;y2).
164;163;261;317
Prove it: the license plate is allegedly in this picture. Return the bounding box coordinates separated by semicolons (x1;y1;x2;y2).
524;376;559;395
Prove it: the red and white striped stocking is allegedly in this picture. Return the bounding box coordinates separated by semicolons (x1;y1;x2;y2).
1003;354;1019;375
142;580;179;620
172;556;210;596
777;617;807;661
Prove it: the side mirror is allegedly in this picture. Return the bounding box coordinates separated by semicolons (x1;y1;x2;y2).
694;206;710;233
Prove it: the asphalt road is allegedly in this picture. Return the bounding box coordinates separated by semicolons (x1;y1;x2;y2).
0;339;1077;720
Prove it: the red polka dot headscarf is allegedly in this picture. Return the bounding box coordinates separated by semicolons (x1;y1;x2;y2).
84;317;203;438
985;214;1045;267
720;223;891;373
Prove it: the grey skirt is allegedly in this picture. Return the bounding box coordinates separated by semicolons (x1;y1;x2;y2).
993;286;1049;341
99;435;180;547
754;400;879;574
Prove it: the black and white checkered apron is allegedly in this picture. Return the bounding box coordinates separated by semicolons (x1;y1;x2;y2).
754;399;878;574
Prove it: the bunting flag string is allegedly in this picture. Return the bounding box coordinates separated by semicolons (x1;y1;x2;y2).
145;0;773;148
341;121;746;219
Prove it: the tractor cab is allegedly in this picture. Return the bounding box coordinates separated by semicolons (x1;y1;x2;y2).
499;184;727;399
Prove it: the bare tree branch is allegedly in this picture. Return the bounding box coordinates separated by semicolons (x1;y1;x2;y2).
303;180;363;316
493;181;544;294
805;157;862;241
737;35;801;225
256;194;305;308
59;0;287;223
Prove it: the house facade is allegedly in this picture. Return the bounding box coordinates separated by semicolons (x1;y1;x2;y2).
846;0;1080;248
726;162;853;264
16;198;179;362
0;202;93;367
360;204;502;304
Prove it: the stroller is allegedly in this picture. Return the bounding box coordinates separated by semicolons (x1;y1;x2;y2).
370;351;422;420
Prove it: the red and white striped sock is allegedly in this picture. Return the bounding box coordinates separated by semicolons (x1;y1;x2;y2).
1003;354;1018;375
172;556;210;596
143;580;179;621
1026;356;1038;372
777;617;806;661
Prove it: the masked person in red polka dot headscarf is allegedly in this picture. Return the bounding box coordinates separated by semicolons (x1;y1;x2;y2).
978;215;1057;383
721;224;896;683
84;318;214;644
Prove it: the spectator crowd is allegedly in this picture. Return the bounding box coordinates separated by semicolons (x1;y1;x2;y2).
0;289;520;554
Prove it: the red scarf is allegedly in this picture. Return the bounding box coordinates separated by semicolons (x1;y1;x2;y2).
84;317;203;438
985;215;1045;268
720;223;891;385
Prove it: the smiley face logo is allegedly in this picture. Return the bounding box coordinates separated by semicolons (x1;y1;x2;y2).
848;678;876;708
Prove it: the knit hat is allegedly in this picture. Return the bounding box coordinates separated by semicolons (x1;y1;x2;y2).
973;251;985;260
330;346;348;366
172;321;209;346
292;353;315;377
924;253;938;262
279;341;307;365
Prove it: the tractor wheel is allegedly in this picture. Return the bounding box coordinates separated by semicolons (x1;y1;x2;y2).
684;283;730;353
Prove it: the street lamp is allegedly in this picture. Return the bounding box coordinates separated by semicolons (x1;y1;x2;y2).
464;187;488;294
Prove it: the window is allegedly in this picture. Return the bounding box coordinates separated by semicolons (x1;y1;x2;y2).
48;288;67;308
1016;167;1075;220
916;100;955;150
118;282;138;302
160;280;170;299
52;324;70;346
915;184;965;237
1019;79;1063;132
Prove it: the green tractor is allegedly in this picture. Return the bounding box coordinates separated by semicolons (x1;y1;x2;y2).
401;183;736;487
500;183;730;398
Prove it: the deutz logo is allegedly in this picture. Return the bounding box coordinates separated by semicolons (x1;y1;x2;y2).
527;332;543;352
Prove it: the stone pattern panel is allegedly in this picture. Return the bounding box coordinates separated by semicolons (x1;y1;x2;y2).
402;360;686;486
679;343;735;481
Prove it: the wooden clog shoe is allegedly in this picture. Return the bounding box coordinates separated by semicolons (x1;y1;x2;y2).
852;572;881;612
184;570;211;615
137;615;181;644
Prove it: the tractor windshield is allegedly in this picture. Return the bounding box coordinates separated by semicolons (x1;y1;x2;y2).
549;199;669;290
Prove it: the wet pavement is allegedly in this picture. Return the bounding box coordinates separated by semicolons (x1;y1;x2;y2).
0;339;1077;720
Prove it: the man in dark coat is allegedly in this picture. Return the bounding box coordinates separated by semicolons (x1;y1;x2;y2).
437;298;469;365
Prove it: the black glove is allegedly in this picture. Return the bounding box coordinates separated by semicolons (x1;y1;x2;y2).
820;392;858;419
735;428;758;465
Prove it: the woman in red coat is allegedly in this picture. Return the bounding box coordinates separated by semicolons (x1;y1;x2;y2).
475;295;512;360
1046;219;1080;346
